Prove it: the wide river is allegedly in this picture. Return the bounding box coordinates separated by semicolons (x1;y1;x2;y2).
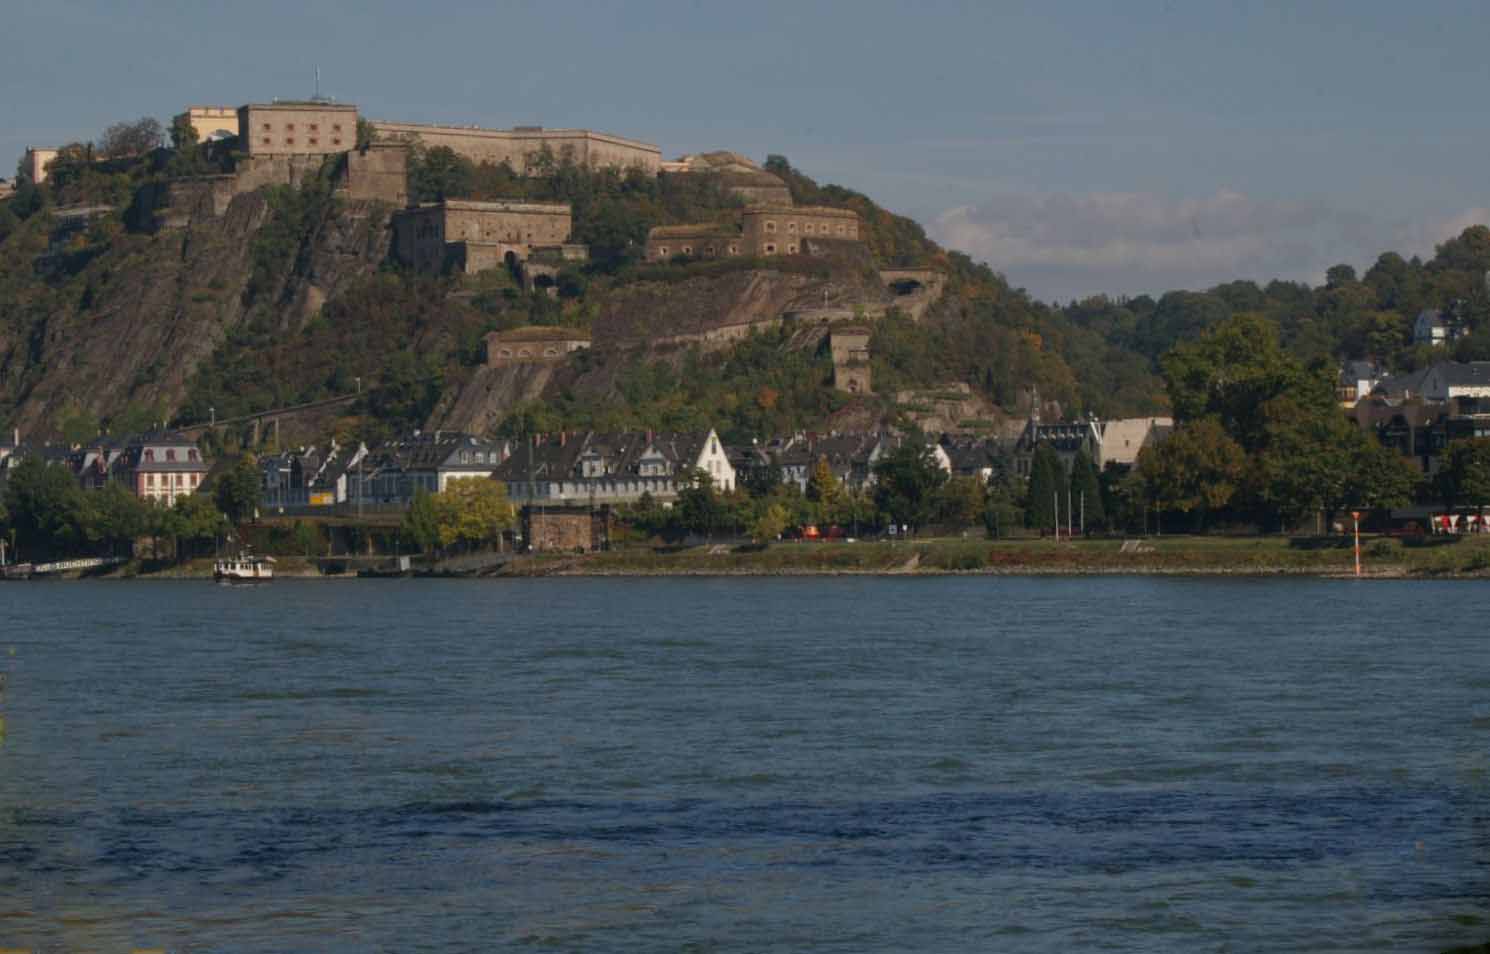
0;577;1487;952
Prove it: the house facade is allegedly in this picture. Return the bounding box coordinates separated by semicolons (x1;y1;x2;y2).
116;432;210;506
494;429;735;505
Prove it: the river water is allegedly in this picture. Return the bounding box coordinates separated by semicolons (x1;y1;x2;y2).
0;577;1487;952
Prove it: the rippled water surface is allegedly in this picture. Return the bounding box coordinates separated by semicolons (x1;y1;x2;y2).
1;577;1488;952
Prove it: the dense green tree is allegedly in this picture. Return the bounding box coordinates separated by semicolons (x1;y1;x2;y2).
1161;314;1315;450
84;483;148;555
403;488;442;554
933;475;986;527
214;455;262;525
1136;418;1246;530
1068;447;1105;532
805;455;841;507
676;469;724;536
750;502;789;542
1434;438;1490;512
1025;443;1064;531
2;458;88;557
172;493;228;561
872;443;948;531
434;478;515;550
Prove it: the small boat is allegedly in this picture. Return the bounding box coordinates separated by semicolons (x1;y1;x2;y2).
214;553;274;584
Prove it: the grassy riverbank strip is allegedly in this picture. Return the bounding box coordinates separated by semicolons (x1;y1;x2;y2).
503;534;1490;578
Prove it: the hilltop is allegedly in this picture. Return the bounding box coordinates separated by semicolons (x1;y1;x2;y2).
3;111;1489;452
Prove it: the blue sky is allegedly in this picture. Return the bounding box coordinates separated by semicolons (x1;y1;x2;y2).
5;0;1488;301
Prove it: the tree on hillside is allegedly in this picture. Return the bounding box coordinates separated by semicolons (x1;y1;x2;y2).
1068;447;1105;532
1160;313;1317;450
873;443;948;531
1025;444;1064;532
98;117;164;158
215;456;262;525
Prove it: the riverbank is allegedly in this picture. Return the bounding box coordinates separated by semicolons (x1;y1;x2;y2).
507;534;1490;578
61;534;1490;580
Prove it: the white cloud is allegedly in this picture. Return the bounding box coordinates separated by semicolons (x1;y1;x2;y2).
932;190;1489;302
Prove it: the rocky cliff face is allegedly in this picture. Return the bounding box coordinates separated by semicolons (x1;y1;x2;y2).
0;191;392;435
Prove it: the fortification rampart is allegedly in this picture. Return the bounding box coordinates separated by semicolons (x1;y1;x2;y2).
369;121;661;174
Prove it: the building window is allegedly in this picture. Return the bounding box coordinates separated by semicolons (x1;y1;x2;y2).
333;124;343;132
705;246;715;256
286;123;295;131
309;123;319;132
144;449;154;462
787;243;798;254
764;243;777;255
166;449;176;462
658;246;669;257
837;225;846;235
729;244;739;255
682;246;693;255
262;138;271;146
788;222;798;233
262;123;271;131
765;221;776;233
332;138;342;146
309;138;318;146
804;223;815;234
286;137;295;145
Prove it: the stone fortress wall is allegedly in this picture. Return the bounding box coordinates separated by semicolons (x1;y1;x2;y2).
392;200;573;274
644;206;860;262
368;121;661;174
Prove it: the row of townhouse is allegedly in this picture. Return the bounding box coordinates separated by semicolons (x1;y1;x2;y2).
249;417;1183;516
0;430;210;506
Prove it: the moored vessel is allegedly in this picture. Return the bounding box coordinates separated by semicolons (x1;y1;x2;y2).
213;554;274;584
